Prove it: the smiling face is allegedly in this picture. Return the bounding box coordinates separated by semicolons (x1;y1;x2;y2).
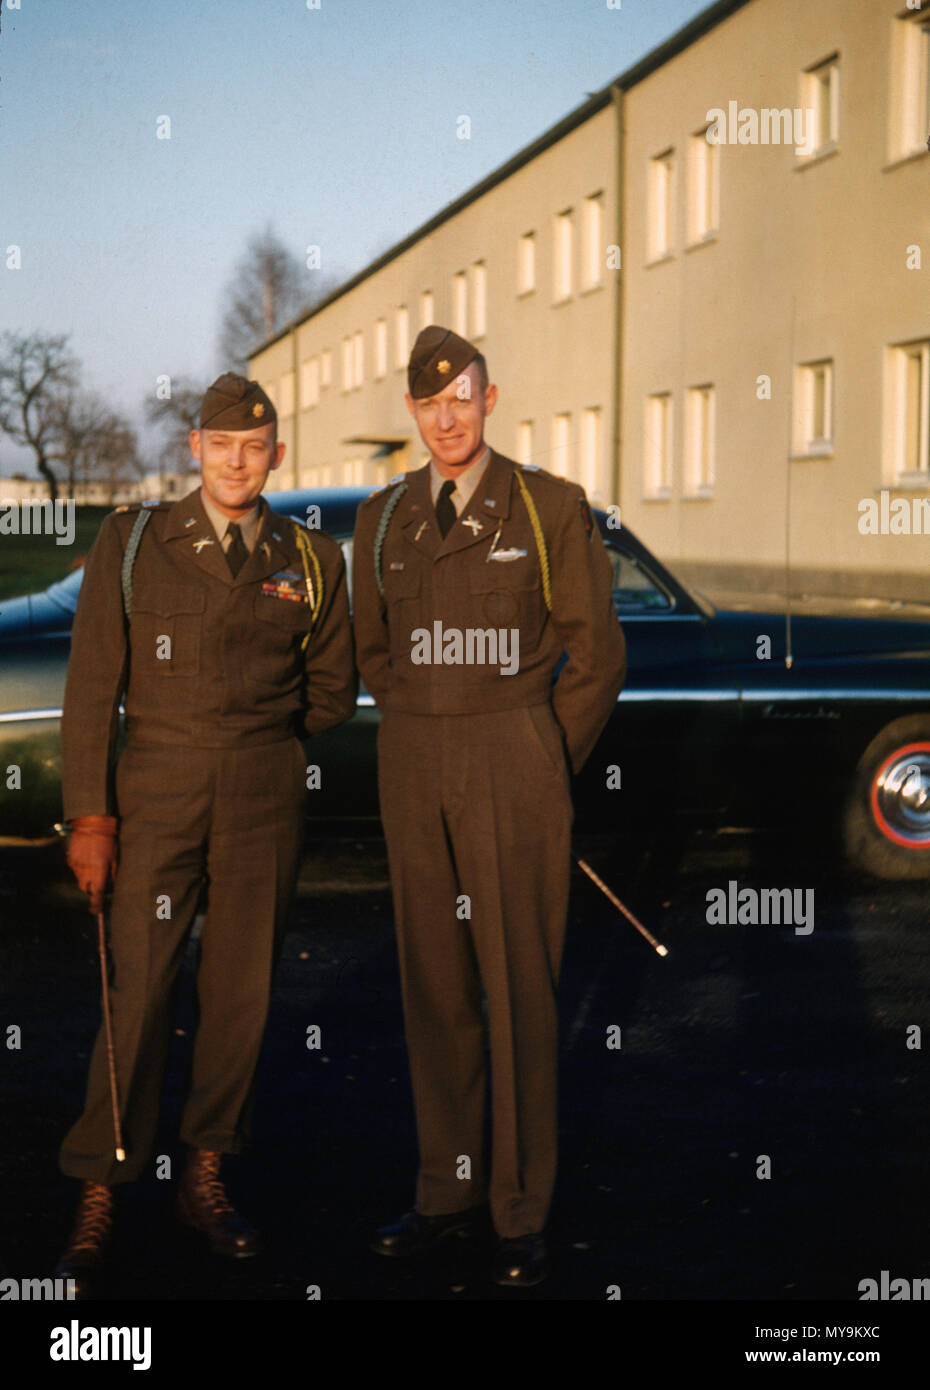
405;360;498;475
189;423;285;518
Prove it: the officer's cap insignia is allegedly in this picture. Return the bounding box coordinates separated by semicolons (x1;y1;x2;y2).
193;537;214;553
437;359;451;375
252;402;265;418
462;515;483;535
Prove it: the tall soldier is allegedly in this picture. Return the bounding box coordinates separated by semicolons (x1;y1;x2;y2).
56;373;357;1293
354;327;626;1286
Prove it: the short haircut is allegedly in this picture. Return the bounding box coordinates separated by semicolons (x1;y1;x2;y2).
472;353;489;390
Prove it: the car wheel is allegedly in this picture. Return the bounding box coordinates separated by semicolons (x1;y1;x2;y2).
843;716;930;880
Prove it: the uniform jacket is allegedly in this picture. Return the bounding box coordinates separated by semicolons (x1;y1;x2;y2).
61;487;357;819
353;450;626;774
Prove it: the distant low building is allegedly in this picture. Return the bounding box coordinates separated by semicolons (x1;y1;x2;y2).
0;471;200;506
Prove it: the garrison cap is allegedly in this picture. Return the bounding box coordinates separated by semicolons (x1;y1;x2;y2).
200;373;277;430
408;325;480;399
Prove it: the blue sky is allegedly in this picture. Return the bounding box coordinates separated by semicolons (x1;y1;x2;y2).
0;0;709;472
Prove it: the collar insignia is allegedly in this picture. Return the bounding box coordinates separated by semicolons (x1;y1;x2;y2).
193;537;214;553
462;515;483;535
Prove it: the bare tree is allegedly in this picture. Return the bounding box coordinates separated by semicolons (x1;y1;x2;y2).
50;389;142;499
217;224;338;372
0;331;78;501
144;376;204;477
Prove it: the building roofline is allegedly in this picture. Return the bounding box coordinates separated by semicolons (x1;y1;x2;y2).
250;0;753;360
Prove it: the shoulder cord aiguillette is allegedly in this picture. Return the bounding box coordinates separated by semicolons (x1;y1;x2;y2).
374;481;408;599
292;522;324;651
513;468;552;612
120;509;154;621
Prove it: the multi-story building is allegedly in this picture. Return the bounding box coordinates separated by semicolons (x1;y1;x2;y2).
251;0;929;600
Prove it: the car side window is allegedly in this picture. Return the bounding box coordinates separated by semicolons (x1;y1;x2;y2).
605;544;673;613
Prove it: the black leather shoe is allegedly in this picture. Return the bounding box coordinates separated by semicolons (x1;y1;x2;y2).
55;1180;114;1299
176;1148;260;1259
370;1207;485;1257
492;1232;550;1287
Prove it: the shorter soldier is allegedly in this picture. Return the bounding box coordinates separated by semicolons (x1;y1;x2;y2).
354;327;626;1286
56;374;356;1293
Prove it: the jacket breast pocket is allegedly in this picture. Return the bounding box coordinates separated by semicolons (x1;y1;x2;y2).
249;589;314;685
131;586;204;678
468;562;543;634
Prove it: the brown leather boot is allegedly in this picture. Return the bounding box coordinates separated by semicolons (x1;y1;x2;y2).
176;1148;260;1258
54;1181;114;1298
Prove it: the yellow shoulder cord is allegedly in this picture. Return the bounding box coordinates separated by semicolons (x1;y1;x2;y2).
513;468;552;612
292;523;325;651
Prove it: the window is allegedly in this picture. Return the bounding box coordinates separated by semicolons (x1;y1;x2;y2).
799;55;840;158
644;393;672;497
517;419;534;466
606;547;673;612
353;331;364;388
554;211;573;300
471;260;487;337
395;306;409;369
518;232;536;294
794;360;833;455
648;151;675;260
684;385;716;493
580;407;602;497
452;272;467;334
893;12;930;159
420;290;434;327
889;340;930;482
582;194;603;289
261;380;277;409
375;319;387;379
551;413;571;475
300;357;320;409
320;350;332;388
341;337;353;391
688;129;719;241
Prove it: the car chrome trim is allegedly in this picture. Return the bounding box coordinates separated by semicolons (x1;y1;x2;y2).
0;707;64;724
742;689;930;702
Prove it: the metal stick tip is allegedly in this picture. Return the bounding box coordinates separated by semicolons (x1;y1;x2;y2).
115;1148;126;1162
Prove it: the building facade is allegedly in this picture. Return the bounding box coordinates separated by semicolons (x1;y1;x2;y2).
251;0;929;600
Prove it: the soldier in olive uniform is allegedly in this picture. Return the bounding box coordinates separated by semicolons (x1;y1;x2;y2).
354;327;626;1286
56;373;356;1292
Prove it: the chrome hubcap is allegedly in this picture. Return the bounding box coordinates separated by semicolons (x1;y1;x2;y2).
873;748;930;847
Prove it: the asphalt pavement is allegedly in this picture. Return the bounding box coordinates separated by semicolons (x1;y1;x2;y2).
1;828;927;1327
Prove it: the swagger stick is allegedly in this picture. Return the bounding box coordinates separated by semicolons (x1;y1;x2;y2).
95;910;126;1162
573;855;669;958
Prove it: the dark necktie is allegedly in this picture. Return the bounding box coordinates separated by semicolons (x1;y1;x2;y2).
225;522;249;577
436;479;457;539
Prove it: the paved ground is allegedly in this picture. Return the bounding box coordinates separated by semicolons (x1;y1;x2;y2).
1;829;927;1325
